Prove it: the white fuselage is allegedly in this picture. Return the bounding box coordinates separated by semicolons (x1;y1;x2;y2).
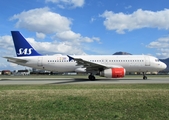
10;54;167;73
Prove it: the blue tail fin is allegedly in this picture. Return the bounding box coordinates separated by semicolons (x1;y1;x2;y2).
11;31;41;57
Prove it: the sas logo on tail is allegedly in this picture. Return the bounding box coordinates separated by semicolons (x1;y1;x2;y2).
17;48;33;55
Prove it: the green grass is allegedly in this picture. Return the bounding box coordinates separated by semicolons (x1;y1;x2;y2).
0;84;169;120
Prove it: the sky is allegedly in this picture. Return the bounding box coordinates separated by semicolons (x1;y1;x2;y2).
0;0;169;70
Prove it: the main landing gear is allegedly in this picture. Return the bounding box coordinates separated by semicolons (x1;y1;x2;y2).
88;74;96;81
143;72;147;80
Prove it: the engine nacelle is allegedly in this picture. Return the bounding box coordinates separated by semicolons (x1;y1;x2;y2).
100;68;126;78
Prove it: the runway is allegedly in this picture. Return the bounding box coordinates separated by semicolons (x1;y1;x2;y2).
0;77;169;85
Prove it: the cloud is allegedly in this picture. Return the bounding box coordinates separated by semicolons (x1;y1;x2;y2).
0;35;15;57
46;0;85;8
0;33;84;57
90;17;96;23
10;7;72;34
147;37;169;48
0;62;8;68
26;37;85;55
0;35;13;49
125;5;132;9
147;36;169;58
36;32;46;39
55;30;100;43
9;7;100;55
101;9;169;34
81;36;100;43
56;31;81;41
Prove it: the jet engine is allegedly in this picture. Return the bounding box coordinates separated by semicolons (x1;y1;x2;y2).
100;68;126;78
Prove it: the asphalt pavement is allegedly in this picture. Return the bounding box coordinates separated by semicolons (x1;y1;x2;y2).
0;76;169;85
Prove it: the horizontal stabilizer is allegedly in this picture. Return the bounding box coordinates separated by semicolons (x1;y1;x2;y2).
4;57;28;63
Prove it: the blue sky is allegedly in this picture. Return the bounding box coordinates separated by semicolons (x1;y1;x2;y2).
0;0;169;70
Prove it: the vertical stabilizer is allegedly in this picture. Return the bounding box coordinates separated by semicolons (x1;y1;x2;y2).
11;31;41;57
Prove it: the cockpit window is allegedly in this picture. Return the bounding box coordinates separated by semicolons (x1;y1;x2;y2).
155;59;160;62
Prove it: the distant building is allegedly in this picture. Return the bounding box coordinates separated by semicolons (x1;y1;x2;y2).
2;70;11;75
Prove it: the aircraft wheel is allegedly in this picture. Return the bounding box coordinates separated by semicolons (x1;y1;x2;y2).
88;75;95;81
143;76;147;80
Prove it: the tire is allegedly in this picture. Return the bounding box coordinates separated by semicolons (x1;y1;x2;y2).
88;75;95;81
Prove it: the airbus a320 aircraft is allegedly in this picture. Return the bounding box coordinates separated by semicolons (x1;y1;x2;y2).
4;31;167;80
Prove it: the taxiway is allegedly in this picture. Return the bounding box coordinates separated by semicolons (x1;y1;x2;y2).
0;77;169;85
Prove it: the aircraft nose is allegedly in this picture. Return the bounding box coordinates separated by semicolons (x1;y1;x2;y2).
162;62;167;69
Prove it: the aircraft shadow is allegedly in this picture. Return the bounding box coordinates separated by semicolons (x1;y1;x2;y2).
50;78;89;84
50;78;145;84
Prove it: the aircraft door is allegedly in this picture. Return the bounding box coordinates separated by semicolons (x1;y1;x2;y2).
37;57;43;66
145;56;150;66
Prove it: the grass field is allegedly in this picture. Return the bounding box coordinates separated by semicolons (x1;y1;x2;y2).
0;84;169;120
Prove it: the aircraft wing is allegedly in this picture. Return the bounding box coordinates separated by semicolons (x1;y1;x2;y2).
3;57;28;63
67;55;122;72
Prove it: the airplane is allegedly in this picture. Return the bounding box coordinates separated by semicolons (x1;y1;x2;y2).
4;31;167;80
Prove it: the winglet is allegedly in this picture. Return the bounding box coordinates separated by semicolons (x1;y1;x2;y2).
67;55;74;61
